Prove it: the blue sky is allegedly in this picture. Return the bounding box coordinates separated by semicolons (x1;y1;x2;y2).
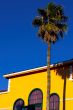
0;0;73;90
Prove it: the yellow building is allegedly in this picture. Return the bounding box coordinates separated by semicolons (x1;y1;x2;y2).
0;59;73;110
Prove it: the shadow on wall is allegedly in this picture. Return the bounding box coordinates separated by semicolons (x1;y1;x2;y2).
54;64;70;110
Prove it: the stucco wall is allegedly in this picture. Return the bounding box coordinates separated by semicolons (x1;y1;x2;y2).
0;71;47;110
0;65;73;110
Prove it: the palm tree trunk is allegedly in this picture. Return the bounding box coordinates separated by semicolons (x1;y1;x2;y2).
46;43;51;110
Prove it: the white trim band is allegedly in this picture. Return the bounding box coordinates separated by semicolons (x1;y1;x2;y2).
60;98;73;101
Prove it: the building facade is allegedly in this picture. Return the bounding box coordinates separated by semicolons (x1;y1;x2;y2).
0;59;73;110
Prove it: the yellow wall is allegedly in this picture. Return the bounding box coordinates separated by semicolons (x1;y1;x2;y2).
51;68;73;110
0;66;73;110
0;71;47;110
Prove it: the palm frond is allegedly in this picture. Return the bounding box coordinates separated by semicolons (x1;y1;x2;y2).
32;17;43;26
38;26;45;37
59;31;64;38
49;31;58;43
48;2;56;12
56;5;63;15
61;16;68;22
38;9;47;19
45;23;59;32
56;23;68;31
47;2;56;18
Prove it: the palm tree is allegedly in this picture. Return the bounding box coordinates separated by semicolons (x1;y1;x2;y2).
32;2;68;110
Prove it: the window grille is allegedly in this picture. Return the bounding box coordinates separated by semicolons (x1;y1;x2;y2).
13;98;24;110
28;89;43;110
50;94;60;110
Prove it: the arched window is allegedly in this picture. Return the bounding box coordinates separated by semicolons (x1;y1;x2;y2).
13;98;24;110
28;89;43;110
50;93;60;110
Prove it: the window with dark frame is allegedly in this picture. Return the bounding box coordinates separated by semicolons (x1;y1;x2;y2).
13;98;24;110
28;89;43;110
50;94;60;110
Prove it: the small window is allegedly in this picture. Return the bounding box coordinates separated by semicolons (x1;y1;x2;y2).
50;93;60;110
13;98;24;110
69;65;73;80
